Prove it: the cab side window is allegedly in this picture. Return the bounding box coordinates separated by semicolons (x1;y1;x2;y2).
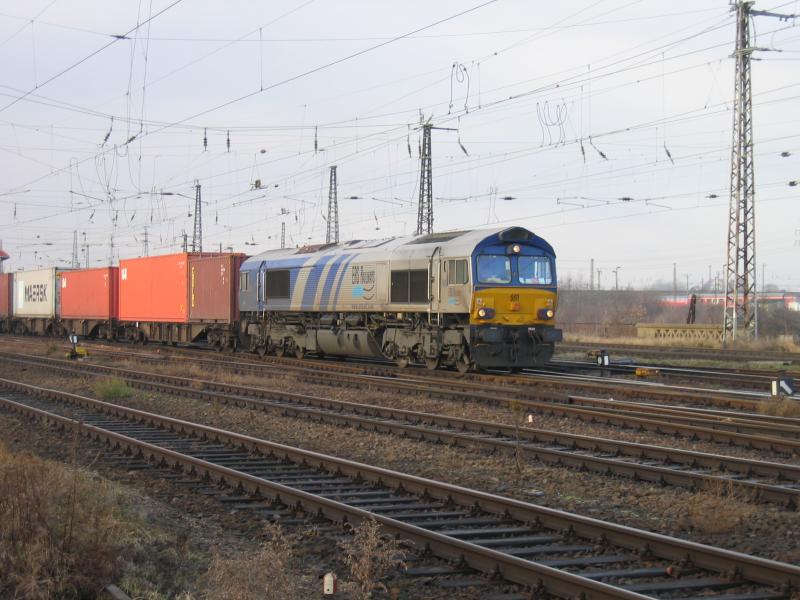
265;270;290;298
446;259;468;285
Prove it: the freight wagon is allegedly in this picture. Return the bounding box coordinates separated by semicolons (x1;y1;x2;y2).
118;252;245;347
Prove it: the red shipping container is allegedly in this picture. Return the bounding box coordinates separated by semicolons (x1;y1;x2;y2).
189;254;246;323
60;267;118;320
119;253;189;323
0;273;11;318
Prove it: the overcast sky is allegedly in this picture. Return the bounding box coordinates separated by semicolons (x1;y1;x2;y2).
0;0;798;290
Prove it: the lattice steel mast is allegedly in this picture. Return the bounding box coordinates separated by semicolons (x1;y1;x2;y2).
326;165;339;244
723;1;794;343
415;123;458;236
71;230;79;267
192;180;202;253
416;124;433;236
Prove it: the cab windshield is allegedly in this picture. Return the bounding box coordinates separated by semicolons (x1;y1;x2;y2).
519;256;552;285
476;254;553;285
477;255;511;284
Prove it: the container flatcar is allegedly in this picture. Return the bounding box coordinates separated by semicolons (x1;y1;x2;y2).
11;267;66;335
60;267;118;339
0;273;11;333
118;252;245;347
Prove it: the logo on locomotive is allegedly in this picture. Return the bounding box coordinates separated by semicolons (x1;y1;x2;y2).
351;265;375;286
350;264;376;301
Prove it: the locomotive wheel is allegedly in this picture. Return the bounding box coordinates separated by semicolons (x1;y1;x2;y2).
456;353;471;374
424;356;440;370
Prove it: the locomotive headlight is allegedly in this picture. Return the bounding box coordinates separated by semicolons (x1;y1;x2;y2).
537;308;555;320
477;307;495;319
511;244;521;253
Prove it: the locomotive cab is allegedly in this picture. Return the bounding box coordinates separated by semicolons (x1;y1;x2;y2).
467;227;562;369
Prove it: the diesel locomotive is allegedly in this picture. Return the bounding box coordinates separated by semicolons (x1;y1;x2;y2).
238;226;561;371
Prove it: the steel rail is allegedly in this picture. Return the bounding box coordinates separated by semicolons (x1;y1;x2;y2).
0;347;788;433
1;335;771;411
2;355;800;506
4;351;800;455
0;379;798;599
557;343;800;366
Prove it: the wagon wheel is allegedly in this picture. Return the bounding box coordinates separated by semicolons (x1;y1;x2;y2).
256;345;267;358
395;356;410;368
274;342;286;357
295;346;305;360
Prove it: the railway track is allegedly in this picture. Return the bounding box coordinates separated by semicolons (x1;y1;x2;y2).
2;336;774;414
543;359;800;392
5;351;800;450
557;343;800;366
3;353;800;507
1;378;798;600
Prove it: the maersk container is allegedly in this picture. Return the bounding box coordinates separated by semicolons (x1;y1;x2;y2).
13;268;61;318
0;273;11;318
119;253;189;323
188;254;245;323
60;267;119;320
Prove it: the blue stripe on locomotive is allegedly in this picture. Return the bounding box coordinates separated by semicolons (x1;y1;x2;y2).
319;254;351;309
300;254;335;309
327;253;359;310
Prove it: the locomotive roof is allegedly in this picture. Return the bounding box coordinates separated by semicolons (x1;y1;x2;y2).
243;226;554;268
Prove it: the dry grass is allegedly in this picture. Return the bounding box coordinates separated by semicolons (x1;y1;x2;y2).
673;478;758;535
200;523;301;600
340;518;406;600
93;377;133;401
0;439;129;599
566;333;722;349
565;333;800;353
758;397;800;418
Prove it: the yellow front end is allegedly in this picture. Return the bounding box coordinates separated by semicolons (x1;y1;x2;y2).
470;287;558;326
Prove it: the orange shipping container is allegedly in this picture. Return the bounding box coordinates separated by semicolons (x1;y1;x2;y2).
119;253;189;323
60;267;118;320
0;273;11;318
188;254;245;323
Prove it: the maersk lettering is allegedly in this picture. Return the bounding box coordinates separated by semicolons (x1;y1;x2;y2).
24;284;48;303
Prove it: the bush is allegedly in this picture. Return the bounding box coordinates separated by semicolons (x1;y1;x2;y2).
93;377;133;401
201;523;301;600
339;518;406;600
0;442;129;598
